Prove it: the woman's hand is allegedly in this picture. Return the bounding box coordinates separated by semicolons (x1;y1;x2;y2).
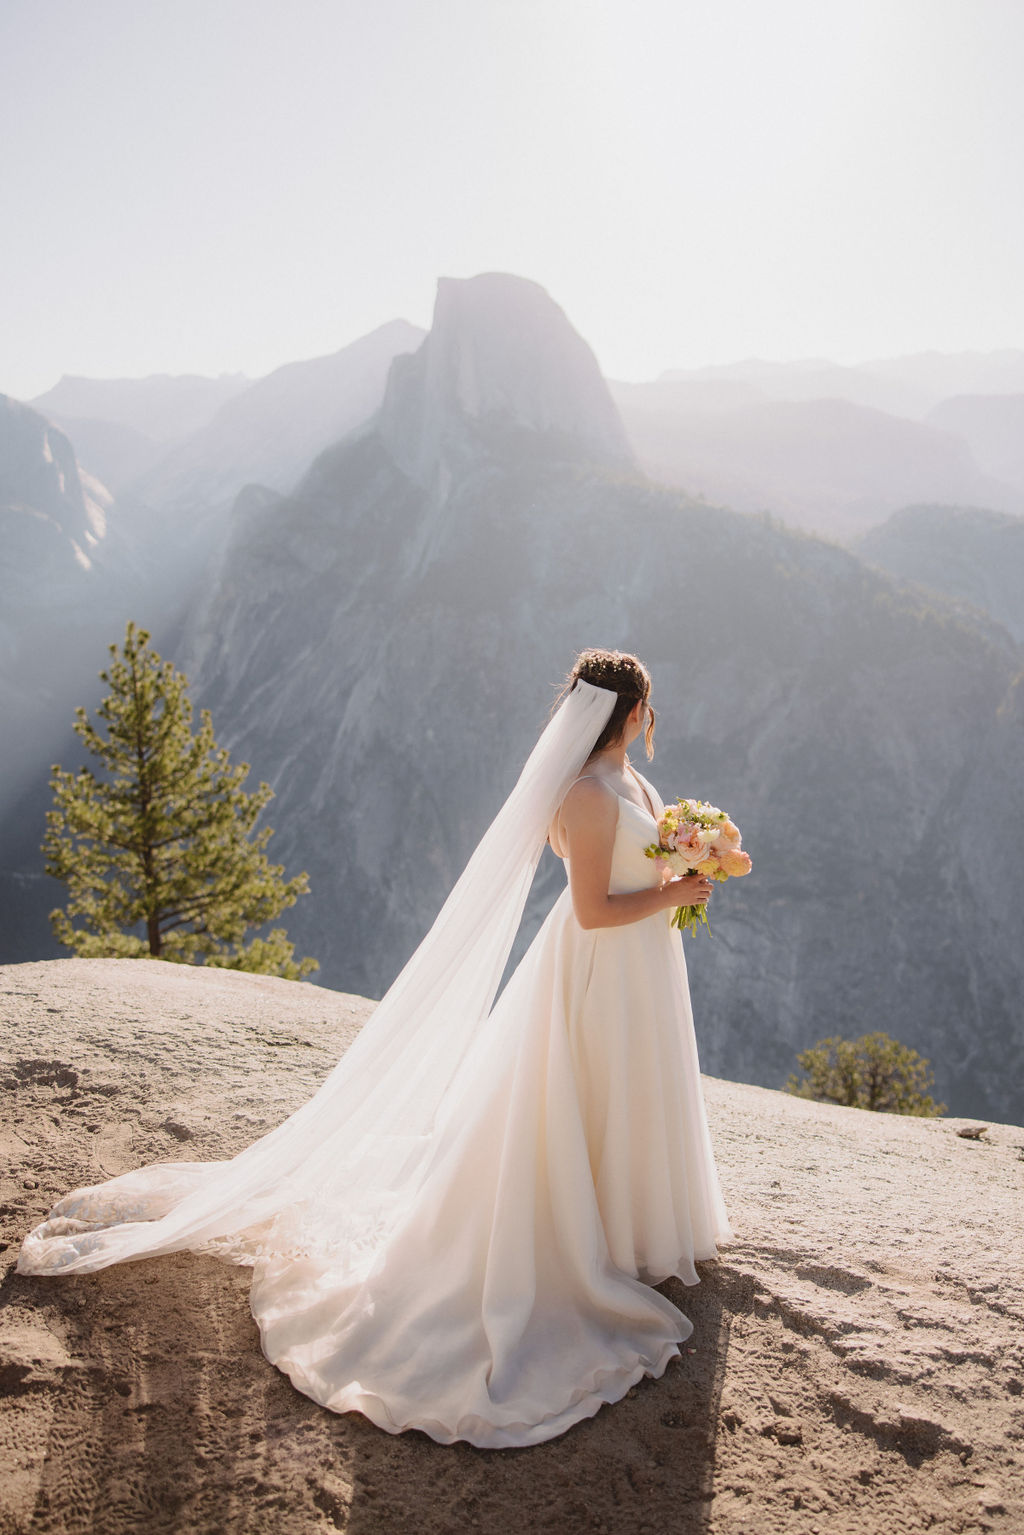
660;872;713;908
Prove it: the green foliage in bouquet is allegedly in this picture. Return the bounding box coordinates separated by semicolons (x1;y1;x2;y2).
43;622;318;981
784;1031;946;1117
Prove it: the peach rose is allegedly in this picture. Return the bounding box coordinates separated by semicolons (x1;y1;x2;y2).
674;826;716;867
713;819;742;849
719;848;752;877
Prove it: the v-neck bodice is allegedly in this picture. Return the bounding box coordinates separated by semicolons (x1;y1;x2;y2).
562;768;665;895
573;765;660;819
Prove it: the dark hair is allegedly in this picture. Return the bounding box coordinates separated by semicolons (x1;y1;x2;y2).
556;648;655;759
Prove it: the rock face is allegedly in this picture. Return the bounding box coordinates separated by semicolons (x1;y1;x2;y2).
0;396;120;796
173;274;1024;1125
29;414;160;498
129;319;425;514
0;394;110;572
0;398;130;966
858;504;1024;644
377;274;632;488
99;322;430;662
6;277;1024;1130
2;959;1022;1534
0;325;428;967
22;327;425;645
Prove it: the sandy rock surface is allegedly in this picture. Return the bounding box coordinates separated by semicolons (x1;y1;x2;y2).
1;958;1022;1535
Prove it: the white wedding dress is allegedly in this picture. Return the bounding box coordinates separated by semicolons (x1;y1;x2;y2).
19;684;733;1448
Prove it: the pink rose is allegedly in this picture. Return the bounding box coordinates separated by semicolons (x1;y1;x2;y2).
674;825;716;868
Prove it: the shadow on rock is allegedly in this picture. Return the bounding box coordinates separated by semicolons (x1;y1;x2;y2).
342;1262;730;1535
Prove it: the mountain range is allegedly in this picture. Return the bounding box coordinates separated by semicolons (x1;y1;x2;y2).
610;386;1023;540
3;275;1023;1125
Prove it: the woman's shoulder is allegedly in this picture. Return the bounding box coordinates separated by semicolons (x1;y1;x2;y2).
549;774;618;859
562;774;619;810
556;774;621;829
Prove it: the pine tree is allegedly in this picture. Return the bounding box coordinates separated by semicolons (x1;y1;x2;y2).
783;1030;945;1117
43;622;318;980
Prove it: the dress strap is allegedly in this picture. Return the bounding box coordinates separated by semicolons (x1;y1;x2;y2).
570;769;657;819
568;773;618;796
560;773;614;809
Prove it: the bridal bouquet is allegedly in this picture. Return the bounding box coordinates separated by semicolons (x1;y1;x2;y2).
644;798;752;935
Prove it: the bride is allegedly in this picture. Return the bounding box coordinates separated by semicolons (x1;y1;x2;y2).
19;648;734;1448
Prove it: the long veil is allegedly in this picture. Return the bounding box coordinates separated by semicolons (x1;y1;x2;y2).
19;678;618;1278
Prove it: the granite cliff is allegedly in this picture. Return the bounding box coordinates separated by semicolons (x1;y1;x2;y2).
4;277;1024;1124
0;395;120;805
177;274;1024;1124
857;505;1024;645
2;959;1021;1534
0;327;425;966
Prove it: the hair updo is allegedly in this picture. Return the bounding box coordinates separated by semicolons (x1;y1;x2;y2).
557;647;656;760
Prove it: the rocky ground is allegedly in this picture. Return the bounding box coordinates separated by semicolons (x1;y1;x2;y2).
1;958;1022;1535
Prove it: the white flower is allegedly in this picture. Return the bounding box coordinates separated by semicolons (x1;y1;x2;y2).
659;850;694;877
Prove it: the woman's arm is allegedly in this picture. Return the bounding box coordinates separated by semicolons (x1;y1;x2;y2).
559;779;712;930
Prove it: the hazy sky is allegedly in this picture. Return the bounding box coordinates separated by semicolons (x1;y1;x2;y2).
2;0;1022;399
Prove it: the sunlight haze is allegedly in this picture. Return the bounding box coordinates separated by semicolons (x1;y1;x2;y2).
2;0;1022;397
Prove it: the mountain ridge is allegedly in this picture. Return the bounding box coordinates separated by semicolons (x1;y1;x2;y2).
377;273;633;490
175;275;1024;1123
4;274;1024;1131
857;503;1024;645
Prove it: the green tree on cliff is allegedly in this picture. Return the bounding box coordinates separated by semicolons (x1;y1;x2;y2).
784;1031;945;1116
43;622;318;980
